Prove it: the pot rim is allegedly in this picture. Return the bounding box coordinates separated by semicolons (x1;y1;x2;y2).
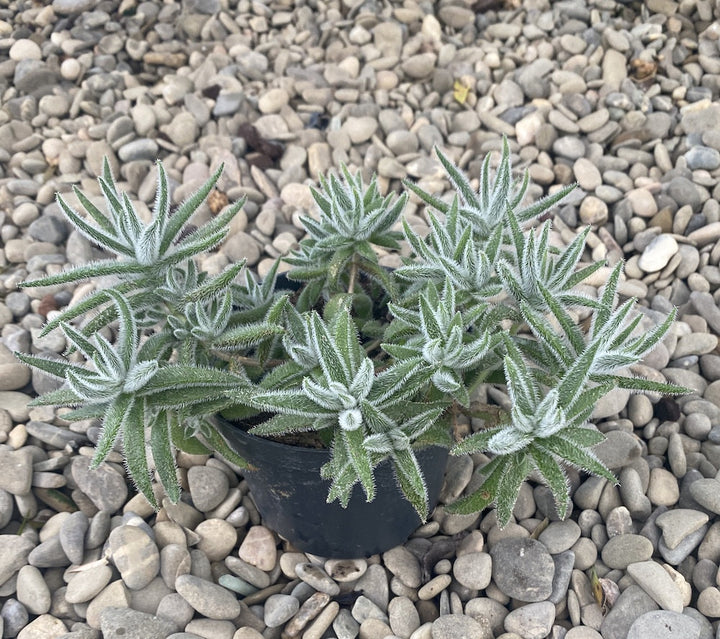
212;414;446;458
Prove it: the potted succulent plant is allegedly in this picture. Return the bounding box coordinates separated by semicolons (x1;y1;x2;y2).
17;138;683;557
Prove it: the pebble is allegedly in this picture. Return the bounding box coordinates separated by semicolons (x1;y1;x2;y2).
174;574;241;620
295;563;340;596
264;594;300;628
383;546;422;589
601;534;654;570
431;614;487;639
108;525;160;590
655;509;709;549
70;456;128;513
0;448;33;495
65;562;113;604
16;565;51;614
638;235;679;273
688;479;720;513
490;538;554;602
237;525;276;571
503;601;556;639
99;607;177;639
627;561;684;612
627;610;700;639
453;552;492;590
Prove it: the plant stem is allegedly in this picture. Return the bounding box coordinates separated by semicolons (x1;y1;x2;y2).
348;255;358;295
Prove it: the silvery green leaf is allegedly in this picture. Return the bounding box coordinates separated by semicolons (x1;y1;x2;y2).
151;410;180;504
302;377;346;410
339;407;363;431
91;393;131;468
393;448;428;520
56;192;133;256
123;398;157;509
359;399;396;433
445;456;505;515
65;370;120;403
248;413;317;437
528;446;570;519
310;311;351;385
495;452;531;527
14;352;87;382
160;163;225;254
123;360;159;393
344;427;375;501
539;435;616;484
487;426;534;455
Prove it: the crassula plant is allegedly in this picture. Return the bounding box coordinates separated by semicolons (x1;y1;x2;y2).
17;137;684;527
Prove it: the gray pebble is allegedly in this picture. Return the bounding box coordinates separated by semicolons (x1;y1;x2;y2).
431;614;488;639
295;563;340;596
655;509;709;549
600;585;659;639
264;594;300;628
627;610;700;639
16;565;51;614
627;560;684;613
490;538;554;602
352;594;388;624
659;524;707;565
187;466;229;512
28;535;69;568
174;574;241;620
538;520;581;554
452;552;492;590
59;511;89;565
108;525;160;590
601;534;653;570
0;448;33;495
503;601;556;639
27;216;68;244
0;598;28;638
99;606;178;639
689;479;720;514
70;456;128;513
383;546;422;589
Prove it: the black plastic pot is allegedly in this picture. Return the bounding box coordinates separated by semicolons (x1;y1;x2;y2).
214;416;449;558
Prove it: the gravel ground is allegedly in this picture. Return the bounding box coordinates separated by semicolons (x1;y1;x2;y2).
1;0;720;637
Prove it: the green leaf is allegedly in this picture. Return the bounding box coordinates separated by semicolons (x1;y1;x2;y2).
344;427;375;502
451;425;505;456
528;445;570;519
249;413;317;437
539;435;617;484
445;456;505;515
393;449;428;521
160;163;224;254
184;262;246;303
56;193;133;257
212;322;284;351
310;311;351;385
495;452;531;527
202;426;249;470
91;394;132;468
151;410;180;504
121;398;158;508
15;352;87;382
20;259;147;289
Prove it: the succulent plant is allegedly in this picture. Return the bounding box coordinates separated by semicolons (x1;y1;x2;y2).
18;137;685;524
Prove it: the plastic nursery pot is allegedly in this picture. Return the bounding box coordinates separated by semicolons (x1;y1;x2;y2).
213;416;449;558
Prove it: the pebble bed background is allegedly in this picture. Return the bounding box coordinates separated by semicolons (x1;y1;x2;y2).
1;0;720;638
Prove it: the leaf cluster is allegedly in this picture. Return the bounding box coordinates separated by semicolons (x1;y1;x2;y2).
18;137;685;524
